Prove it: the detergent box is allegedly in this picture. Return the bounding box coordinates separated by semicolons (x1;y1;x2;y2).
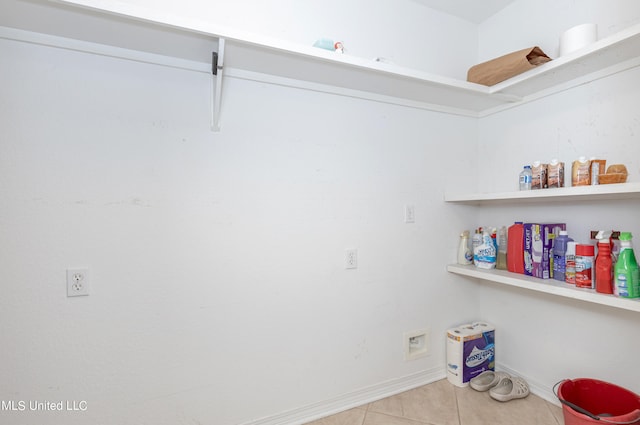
524;223;566;279
446;322;495;387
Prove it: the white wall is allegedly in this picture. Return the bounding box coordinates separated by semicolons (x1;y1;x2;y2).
475;0;640;396
479;0;640;59
3;1;640;424
475;68;640;397
0;29;478;425
202;0;480;77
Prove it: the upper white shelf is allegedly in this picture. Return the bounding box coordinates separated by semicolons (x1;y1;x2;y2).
445;182;640;205
447;264;640;313
490;22;640;99
26;1;640;116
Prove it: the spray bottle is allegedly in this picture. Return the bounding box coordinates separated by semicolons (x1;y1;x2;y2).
490;227;498;253
614;232;640;298
474;230;497;270
595;231;613;294
472;228;483;266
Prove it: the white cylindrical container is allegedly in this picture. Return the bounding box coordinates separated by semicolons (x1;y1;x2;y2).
560;23;597;56
458;231;472;265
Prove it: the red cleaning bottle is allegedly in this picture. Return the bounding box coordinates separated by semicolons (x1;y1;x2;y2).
595;231;613;294
507;222;525;274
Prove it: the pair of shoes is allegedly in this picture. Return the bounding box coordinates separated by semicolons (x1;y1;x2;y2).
469;371;530;402
469;370;510;392
489;375;530;402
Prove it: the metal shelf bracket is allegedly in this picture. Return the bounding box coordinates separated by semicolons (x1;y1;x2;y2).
211;38;225;132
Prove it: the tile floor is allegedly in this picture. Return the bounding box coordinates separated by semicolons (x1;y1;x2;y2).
304;378;565;425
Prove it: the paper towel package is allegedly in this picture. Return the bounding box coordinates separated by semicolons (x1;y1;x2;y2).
446;322;495;387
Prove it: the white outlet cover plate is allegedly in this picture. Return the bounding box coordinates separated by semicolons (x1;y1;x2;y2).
67;268;90;297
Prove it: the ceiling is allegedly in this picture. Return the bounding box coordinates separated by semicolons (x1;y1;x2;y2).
412;0;516;23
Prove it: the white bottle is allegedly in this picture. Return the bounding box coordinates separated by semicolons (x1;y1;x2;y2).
472;229;483;266
474;231;497;269
519;166;532;190
458;231;473;265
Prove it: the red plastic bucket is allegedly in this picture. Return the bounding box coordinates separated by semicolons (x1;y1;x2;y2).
557;379;640;425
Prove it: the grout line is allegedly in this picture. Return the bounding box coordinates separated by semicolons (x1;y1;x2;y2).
359;403;369;425
545;400;563;425
365;411;432;425
310;379;564;425
453;386;463;425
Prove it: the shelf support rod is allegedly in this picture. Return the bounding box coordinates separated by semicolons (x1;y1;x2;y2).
211;37;225;132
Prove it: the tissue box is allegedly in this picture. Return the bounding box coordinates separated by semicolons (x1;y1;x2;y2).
446;322;495;387
524;223;566;279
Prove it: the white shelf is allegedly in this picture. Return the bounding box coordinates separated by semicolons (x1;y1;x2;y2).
221;39;508;116
490;22;640;99
13;0;640;117
447;264;640;313
444;182;640;205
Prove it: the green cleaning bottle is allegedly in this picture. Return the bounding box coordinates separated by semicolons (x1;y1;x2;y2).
614;232;640;298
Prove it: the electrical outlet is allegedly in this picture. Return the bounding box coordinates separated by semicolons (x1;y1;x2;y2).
345;249;358;269
67;268;90;297
404;205;415;223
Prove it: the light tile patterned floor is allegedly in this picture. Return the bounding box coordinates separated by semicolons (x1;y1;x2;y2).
304;378;565;425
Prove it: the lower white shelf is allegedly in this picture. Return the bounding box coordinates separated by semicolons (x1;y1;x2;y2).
447;264;640;313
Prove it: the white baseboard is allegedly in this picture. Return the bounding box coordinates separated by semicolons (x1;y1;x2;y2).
496;363;561;407
238;364;561;425
238;366;446;425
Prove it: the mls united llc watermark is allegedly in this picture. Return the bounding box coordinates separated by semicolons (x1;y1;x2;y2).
2;400;87;412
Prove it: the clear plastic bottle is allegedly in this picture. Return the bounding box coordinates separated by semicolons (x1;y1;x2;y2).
496;226;508;270
519;165;532;190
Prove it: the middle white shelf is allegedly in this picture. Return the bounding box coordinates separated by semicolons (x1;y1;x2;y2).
447;264;640;313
